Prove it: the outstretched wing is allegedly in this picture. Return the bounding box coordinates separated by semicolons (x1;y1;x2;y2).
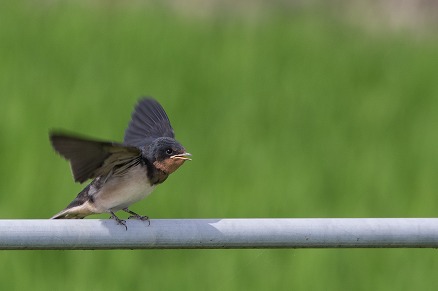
50;132;141;183
123;97;175;147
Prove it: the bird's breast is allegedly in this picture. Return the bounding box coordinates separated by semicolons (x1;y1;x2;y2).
92;164;155;212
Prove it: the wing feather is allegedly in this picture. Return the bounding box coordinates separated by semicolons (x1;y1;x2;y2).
123;97;174;147
50;132;141;183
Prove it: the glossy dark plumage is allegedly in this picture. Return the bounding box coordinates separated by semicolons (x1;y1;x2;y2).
124;98;175;147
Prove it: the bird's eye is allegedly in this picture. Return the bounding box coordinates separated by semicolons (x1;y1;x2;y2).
166;149;173;155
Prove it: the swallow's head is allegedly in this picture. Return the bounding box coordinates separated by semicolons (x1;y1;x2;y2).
145;137;191;174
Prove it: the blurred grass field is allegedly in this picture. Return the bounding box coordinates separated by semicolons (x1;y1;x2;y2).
1;1;438;290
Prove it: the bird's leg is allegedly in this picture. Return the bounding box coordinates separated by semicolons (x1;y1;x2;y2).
122;208;150;226
109;210;127;231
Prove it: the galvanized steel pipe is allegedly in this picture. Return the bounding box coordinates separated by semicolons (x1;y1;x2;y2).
1;218;437;250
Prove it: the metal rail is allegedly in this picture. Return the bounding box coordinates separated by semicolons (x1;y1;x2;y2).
1;218;437;250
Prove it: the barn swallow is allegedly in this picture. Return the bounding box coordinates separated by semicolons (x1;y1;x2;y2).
50;97;191;229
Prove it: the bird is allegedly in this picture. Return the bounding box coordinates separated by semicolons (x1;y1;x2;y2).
50;97;191;229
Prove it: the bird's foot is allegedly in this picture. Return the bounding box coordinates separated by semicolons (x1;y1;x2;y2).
123;208;150;226
109;211;127;231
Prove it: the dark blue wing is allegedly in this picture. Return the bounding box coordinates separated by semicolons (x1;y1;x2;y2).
123;97;175;147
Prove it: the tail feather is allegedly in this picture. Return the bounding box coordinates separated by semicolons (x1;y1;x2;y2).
51;211;67;219
51;185;94;219
51;203;93;219
51;208;84;219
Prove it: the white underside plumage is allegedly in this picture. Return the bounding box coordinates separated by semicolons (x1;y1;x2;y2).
93;164;155;212
52;164;155;218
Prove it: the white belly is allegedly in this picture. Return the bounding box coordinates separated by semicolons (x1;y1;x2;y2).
93;165;155;212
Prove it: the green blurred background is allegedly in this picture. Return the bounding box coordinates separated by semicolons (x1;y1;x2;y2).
1;1;438;290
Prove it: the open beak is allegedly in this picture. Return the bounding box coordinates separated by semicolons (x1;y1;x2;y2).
170;152;192;161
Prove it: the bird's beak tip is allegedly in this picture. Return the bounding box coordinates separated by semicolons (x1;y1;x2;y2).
171;152;192;161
